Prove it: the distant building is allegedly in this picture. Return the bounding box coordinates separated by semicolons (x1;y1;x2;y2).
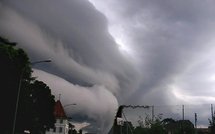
197;128;209;134
46;100;70;134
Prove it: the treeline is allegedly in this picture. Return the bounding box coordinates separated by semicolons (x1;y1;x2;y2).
111;114;195;134
111;113;215;134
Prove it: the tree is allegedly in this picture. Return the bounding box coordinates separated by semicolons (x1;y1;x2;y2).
177;120;195;134
68;123;77;134
162;118;176;134
0;37;31;133
209;112;215;134
17;80;56;134
134;115;195;134
146;114;166;134
78;129;83;134
72;129;78;134
162;118;195;134
133;126;148;134
134;114;167;134
0;36;55;133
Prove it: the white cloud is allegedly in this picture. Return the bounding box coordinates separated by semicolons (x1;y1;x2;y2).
33;69;118;133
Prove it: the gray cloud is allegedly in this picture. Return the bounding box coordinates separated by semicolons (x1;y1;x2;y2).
89;0;215;102
89;0;215;128
1;0;215;133
0;0;140;133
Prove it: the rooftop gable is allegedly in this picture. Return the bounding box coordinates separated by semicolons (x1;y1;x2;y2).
53;100;67;118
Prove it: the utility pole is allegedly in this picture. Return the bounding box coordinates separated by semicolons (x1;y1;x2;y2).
182;105;185;121
152;105;154;121
182;105;185;134
194;113;197;128
211;104;214;125
195;113;197;134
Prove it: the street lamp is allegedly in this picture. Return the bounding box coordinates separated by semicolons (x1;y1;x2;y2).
63;103;77;108
31;59;51;65
12;59;51;134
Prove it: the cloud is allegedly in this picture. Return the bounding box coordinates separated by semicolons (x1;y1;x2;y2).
0;0;140;97
89;0;215;103
33;69;118;133
0;0;140;133
88;0;215;127
2;0;215;132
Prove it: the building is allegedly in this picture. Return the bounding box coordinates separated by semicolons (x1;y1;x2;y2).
46;100;70;134
197;128;209;134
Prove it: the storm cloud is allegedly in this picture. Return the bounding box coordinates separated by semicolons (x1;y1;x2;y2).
0;0;140;133
1;0;215;133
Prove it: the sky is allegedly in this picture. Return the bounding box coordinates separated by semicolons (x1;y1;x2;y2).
1;0;215;133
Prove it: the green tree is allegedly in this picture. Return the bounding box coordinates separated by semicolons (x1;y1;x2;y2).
17;80;56;134
0;36;55;133
0;37;31;133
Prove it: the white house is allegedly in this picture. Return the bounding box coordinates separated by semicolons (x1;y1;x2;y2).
46;100;70;134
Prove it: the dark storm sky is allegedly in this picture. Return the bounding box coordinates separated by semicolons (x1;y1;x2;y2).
1;0;215;133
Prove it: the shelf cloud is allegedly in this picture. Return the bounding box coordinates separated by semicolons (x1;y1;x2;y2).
1;0;215;133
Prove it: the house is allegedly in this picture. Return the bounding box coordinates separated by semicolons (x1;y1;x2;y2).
46;100;70;134
197;128;209;134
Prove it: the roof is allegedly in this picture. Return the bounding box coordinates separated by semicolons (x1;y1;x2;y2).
53;100;67;118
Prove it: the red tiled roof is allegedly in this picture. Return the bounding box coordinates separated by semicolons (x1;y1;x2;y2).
53;100;67;118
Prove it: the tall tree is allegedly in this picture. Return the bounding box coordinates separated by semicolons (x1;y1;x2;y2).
209;112;215;133
17;80;55;134
0;37;31;133
0;36;55;133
